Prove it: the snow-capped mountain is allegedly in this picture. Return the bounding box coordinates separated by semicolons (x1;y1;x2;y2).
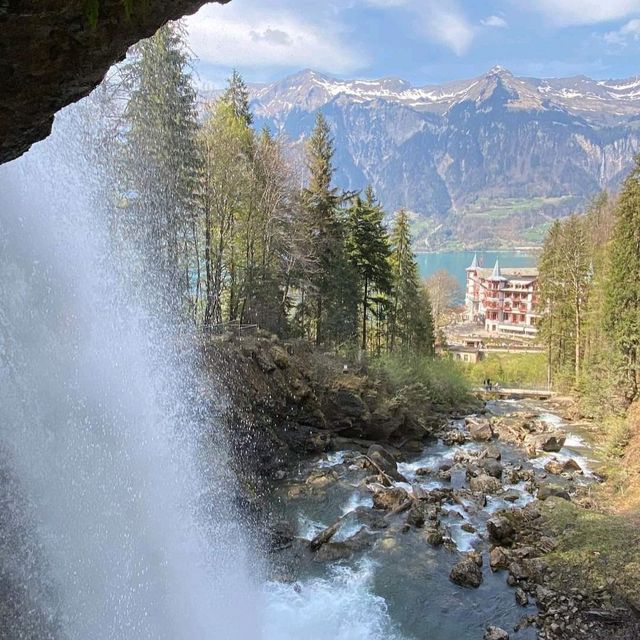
248;67;640;247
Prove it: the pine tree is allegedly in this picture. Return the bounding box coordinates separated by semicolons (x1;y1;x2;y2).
346;187;392;351
223;69;253;127
604;155;640;400
580;193;622;415
538;214;594;388
538;220;572;386
302;112;355;346
122;22;200;317
388;209;434;354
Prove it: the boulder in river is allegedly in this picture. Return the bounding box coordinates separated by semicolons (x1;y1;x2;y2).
372;486;409;511
501;490;521;503
366;444;407;482
489;546;511;570
423;527;444;546
313;527;376;562
468;419;494;441
469;474;502;494
441;429;468;445
544;457;582;475
537;484;571;501
406;502;429;527
481;445;502;460
480;458;504;479
484;626;509;640
305;468;338;487
353;506;389;530
525;431;566;452
487;515;515;544
515;586;529;606
449;555;483;588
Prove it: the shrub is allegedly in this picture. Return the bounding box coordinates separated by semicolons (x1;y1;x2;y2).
371;352;471;411
462;352;548;388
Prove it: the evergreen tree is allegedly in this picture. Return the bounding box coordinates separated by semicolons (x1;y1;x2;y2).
604;156;640;400
415;284;437;356
199;98;253;326
223;69;253;127
122;22;200;317
538;220;573;386
346;187;392;351
538;213;596;388
302;112;356;346
388;209;435;354
580;193;623;415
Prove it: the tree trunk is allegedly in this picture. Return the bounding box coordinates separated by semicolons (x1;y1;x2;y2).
361;277;368;352
315;297;322;346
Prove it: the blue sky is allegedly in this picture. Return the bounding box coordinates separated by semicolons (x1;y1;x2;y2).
184;0;640;88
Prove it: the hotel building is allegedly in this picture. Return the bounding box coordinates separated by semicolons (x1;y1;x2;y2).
465;255;539;337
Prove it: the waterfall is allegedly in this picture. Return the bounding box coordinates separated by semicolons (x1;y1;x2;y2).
0;102;262;639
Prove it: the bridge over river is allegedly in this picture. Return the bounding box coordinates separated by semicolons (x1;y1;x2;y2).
474;386;556;400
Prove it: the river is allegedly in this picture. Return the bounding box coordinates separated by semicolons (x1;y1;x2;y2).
267;399;596;640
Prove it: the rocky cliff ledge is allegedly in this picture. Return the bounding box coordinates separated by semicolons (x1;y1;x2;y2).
201;333;479;487
0;0;227;164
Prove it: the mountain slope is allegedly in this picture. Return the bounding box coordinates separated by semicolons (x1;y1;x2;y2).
249;67;640;248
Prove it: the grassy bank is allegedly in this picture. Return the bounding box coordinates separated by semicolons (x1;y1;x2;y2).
371;353;475;413
462;351;548;388
537;402;640;615
540;497;640;611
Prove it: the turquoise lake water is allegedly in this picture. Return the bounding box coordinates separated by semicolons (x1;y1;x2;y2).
416;250;538;294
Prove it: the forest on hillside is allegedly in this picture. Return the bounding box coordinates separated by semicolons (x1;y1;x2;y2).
536;180;640;411
79;23;435;357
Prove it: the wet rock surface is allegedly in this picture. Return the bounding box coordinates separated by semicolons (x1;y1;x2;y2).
485;626;510;640
203;335;475;489
264;396;639;639
450;553;483;588
1;0;229;164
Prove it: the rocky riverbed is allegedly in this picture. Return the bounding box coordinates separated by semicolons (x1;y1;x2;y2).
261;397;639;640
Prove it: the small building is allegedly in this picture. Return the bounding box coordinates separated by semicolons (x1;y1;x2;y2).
465;255;539;337
449;345;483;363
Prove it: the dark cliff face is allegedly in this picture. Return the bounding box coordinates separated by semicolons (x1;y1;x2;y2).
252;68;640;246
0;0;229;164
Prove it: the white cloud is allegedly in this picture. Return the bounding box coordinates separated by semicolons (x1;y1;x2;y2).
357;0;409;6
353;0;475;55
415;1;475;56
526;0;640;26
185;2;367;74
481;15;508;29
603;18;640;46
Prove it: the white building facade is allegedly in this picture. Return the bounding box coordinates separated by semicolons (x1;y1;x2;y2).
465;256;540;337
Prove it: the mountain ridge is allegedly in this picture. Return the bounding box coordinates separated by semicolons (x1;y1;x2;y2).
252;66;640;125
246;67;640;248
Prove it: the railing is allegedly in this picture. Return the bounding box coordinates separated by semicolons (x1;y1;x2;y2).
474;386;555;398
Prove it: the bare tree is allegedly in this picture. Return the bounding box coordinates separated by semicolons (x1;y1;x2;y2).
424;269;461;331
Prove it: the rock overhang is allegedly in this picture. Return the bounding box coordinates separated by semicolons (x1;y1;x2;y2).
0;0;229;164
